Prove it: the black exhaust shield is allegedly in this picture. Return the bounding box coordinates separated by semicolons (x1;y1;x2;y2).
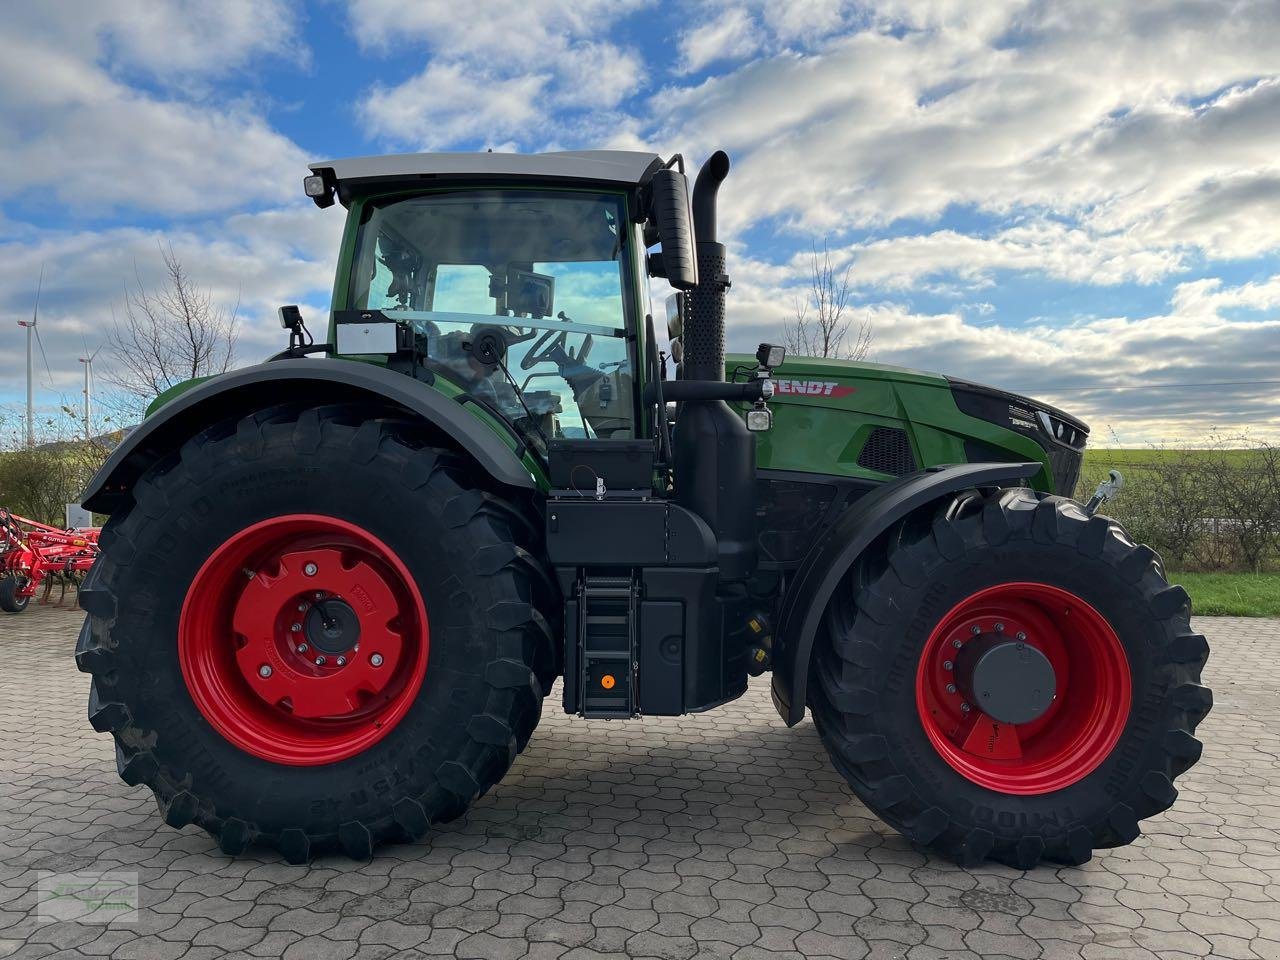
672;150;757;582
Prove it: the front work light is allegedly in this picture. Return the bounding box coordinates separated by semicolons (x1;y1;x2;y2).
756;343;786;370
303;173;335;208
746;407;773;432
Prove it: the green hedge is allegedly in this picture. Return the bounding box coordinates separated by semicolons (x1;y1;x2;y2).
1080;443;1280;573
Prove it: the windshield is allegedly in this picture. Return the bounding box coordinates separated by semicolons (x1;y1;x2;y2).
349;190;635;445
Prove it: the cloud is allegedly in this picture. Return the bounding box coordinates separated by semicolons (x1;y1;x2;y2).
0;2;309;217
6;1;303;81
678;9;761;74
831;221;1186;290
0;207;344;403
90;0;304;80
713;264;1280;442
363;64;550;151
651;2;1280;265
4;0;1279;447
351;0;647;149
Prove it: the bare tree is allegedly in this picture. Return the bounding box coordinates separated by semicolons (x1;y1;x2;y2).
105;242;239;410
782;240;872;360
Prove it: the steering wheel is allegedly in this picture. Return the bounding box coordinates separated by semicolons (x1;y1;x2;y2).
520;328;594;371
521;329;565;370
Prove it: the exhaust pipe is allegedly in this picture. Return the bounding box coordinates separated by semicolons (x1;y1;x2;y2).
683;151;731;383
672;149;755;583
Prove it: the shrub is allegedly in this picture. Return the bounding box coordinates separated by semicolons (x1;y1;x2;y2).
1083;438;1280;573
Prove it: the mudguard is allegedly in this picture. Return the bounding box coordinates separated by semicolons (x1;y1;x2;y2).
771;461;1041;726
81;358;536;513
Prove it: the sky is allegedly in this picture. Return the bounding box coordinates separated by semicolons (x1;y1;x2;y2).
1;0;1278;444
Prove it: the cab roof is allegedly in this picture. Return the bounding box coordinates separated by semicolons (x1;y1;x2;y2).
308;150;664;206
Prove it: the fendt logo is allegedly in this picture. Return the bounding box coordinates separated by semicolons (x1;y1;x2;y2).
773;378;857;398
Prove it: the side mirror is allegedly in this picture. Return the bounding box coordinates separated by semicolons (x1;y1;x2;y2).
648;168;699;291
665;293;684;340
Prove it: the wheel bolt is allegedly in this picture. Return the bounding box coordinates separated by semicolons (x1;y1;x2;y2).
314;592;324;601
952;638;963;649
1016;631;1027;641
304;562;318;577
291;623;302;633
971;625;982;635
946;683;957;694
370;653;384;667
297;603;307;612
995;622;1005;632
960;702;971;713
315;656;326;666
297;643;308;653
943;660;954;671
258;664;272;678
336;656;346;666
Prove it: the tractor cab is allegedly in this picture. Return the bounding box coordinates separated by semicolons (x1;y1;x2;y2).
302;150;719;470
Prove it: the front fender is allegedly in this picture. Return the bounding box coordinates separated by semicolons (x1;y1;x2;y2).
770;462;1041;726
82;358;537;514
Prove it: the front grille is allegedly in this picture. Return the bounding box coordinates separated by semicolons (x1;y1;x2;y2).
1047;446;1084;498
857;427;917;476
949;377;1089;497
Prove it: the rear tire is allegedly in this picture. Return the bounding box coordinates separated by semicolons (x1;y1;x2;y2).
0;575;30;613
811;488;1212;867
77;405;557;861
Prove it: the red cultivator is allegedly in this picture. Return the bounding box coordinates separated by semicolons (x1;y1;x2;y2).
0;509;101;613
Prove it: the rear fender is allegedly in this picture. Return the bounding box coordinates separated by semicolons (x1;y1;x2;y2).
771;462;1041;726
82;358;537;514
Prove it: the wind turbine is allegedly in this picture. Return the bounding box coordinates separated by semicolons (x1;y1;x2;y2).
78;342;104;441
15;266;44;448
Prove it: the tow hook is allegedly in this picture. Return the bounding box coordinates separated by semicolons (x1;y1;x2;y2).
1084;469;1125;517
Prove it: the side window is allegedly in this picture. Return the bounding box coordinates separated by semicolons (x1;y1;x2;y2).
367;237;394;308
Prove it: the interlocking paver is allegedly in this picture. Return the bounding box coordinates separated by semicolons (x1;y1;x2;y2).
0;602;1270;958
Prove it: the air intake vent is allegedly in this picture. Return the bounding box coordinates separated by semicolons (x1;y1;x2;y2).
857;428;917;476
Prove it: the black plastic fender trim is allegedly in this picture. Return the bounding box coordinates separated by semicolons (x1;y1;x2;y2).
81;358;535;513
770;462;1041;726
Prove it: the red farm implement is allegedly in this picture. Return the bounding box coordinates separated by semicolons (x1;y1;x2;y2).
1;509;100;613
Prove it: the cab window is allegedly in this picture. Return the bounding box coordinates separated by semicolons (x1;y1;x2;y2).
350;190;635;443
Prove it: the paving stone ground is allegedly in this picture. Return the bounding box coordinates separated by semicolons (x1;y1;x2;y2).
0;601;1275;959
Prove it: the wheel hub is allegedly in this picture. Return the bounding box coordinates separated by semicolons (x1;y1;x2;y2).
179;515;429;766
955;635;1057;725
304;598;361;654
915;582;1131;795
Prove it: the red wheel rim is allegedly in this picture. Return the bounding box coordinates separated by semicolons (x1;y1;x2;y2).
179;515;429;765
914;582;1131;795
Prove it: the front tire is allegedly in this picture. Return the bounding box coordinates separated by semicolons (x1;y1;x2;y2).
77;405;557;861
0;575;30;613
811;488;1212;867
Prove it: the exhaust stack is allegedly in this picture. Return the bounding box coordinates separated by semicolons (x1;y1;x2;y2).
682;151;731;383
672;150;756;583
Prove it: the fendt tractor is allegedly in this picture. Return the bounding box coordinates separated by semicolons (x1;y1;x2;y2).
76;150;1211;868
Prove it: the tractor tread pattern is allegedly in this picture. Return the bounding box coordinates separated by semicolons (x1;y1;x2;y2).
76;404;556;862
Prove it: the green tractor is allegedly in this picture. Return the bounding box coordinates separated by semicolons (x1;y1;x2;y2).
77;149;1210;867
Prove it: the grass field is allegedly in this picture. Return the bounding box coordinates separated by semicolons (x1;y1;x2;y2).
1170;571;1280;617
1085;447;1256;468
